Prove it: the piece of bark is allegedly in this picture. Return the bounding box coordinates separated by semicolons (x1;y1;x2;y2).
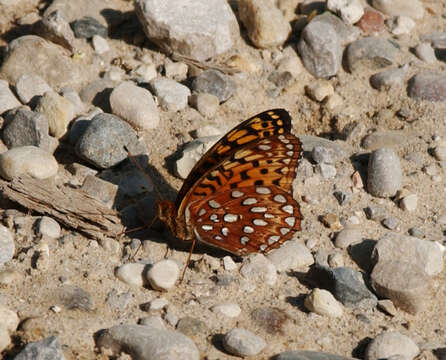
0;176;124;240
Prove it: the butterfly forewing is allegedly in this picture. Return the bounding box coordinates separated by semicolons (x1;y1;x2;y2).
175;109;292;209
189;186;301;256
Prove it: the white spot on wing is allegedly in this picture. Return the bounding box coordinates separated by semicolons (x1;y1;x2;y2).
258;144;272;151
280;227;290;235
253;219;268;226
256;186;271;194
268;235;280;244
231;190;244;198
209;200;221;208
243;226;254;233
282;204;294;214
240;236;249;245
242;198;257;205
223;213;238;222
251;206;267;213
222;227;229;236
285;216;296;227
273;194;286;203
198;208;206;216
202;225;213;231
210;214;219;222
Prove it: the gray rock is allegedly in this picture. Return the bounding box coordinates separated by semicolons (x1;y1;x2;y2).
365;331;420;360
223;328;266;357
191;70;235;103
149;78;191;112
37;9;75;51
2;108;54;151
299;135;349;161
370;259;431;314
240;254;277;286
146;259;180;291
134;0;239;61
92;35;110;54
0;225;14;265
115;263;147;287
80;79;115;111
414;42;437;63
14;336;65;360
0;35;88;89
370;65;408;90
0;146;58;180
15;74;52;105
72;16;107;39
334;226;362;248
275;350;358;360
372;233;443;276
312;146;335;164
310;13;360;46
371;0;424;19
297;20;342;78
367;148;402;197
238;0;291;48
37;216;61;238
75;113;140;169
361;130;408;150
346;37;398;73
316;163;337;179
109;81;159;131
176;317;208;337
266;241;314;272
0;80;21;114
189;93;219;117
382;217;399;230
106;290;132;311
408;72;446;102
95;324;199;360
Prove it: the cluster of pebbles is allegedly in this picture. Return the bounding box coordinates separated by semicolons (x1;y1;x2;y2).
0;0;446;359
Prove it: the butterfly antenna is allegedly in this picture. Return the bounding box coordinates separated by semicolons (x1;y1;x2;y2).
124;146;163;201
179;238;197;283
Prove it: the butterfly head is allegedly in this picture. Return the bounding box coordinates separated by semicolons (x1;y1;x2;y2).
157;200;191;241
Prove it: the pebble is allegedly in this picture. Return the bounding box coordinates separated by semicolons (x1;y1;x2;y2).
275;351;358;360
211;303;241;318
139;315;165;329
0;326;10;353
362;130;407;150
109;81;160;131
300;135;348;161
414;42;436;63
149;298;169;311
1;35;88;90
0;146;58;180
92;35;109;54
370;65;408;90
372;233;444;276
408;72;446;102
316;163;337;179
276;55;303;78
191;70;235;103
365;331;420;360
306;82;334;102
388;16;415;35
60;87;86;115
297;20;342;78
75;113;141;169
334;226;362;248
36;216;61;238
367;148;402;197
266;241;314;272
371;0;424;19
312;146;335;164
312;13;361;46
222;256;237;271
346;37;397;73
106;290;132;311
356;8;385;35
146;259;180;291
370;260;431;313
399;194;418;212
14;336;65;360
433;145;446;161
115;263;148;287
327;0;364;25
382;217;399;230
377;299;398;316
189;93;219;118
304;288;343;317
72;16;107;39
0;304;19;333
240;254;277;286
0;80;21;114
134;63;157;82
81;175;118;208
95;324;199;360
333;190;351;205
223;328;267;357
238;0;291;48
37;9;75;51
35;91;76;139
15;73;52;104
134;0;238;61
320;213;342;231
176;317;207;336
328;252;344;268
164;62;188;81
149;78;191;112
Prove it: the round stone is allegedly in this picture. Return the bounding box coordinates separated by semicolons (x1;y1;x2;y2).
223;328;266;357
115;263;147;287
367;148;402;197
146;259;180;291
36;216;61;238
304;288;343;317
211;303;241;318
365;331;419;360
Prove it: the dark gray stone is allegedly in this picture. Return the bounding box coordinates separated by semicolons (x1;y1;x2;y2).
191;70;235;103
407;71;446;102
346;37;398;72
370;65;408;90
37;9;75;51
71;16;107;39
274;350;358;360
310;13;360;45
15;336;65;360
176;317;208;337
75;113;140;169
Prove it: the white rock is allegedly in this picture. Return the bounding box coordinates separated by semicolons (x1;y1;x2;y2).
414;42;437;63
399;194;418;212
134;64;158;82
334;226;362;248
15;74;52;104
328;252;344;267
189;93;219;118
0;225;14;265
222;256;237;271
304;288;343;317
92;35;110;54
164;62;188;81
371;0;424;19
60;87;86;115
150;78;191;112
146;259;180;291
433;145;446;161
365;331;419;360
36;216;61;238
115;263;147;287
149;297;169;310
327;0;364;25
306;81;335;102
0;80;20;113
0;326;10;353
0;146;58;180
139;315;166;329
240;254;277;286
389;16;415;35
0;304;19;333
276;56;303;77
266;241;314;272
110;81;160;131
211;303;241;318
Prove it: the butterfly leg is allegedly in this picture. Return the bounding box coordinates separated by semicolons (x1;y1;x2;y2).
179;237;197;283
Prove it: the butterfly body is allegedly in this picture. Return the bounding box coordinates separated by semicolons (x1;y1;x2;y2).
158;109;302;256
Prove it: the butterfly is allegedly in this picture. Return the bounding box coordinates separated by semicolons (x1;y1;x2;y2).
157;109;302;257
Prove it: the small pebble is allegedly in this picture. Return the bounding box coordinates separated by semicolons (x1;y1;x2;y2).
189;93;219;118
382;217;399;230
223;328;267;357
433;145;446;161
139;315;165;329
149;298;169;311
115;263;147;287
146;259;180;291
371;0;424;19
367;148;402;197
414;43;436;63
377;299;398;316
211;303;241;318
14;336;65;360
388;16;415;35
335;226;362;248
316;163;337;179
365;331;420;360
370;65;408;90
328;252;344;268
36;216;61;238
408;72;446;102
306;81;334;102
304;288;343;317
92;35;109;54
326;0;364;25
191;70;235;103
356;8;385;34
266;241;314;272
134;63;157;82
164;62;188;81
222;256;237;271
240;254;277;286
72;16;107;39
399;194;418;212
320;213;342;231
150;78;191;112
